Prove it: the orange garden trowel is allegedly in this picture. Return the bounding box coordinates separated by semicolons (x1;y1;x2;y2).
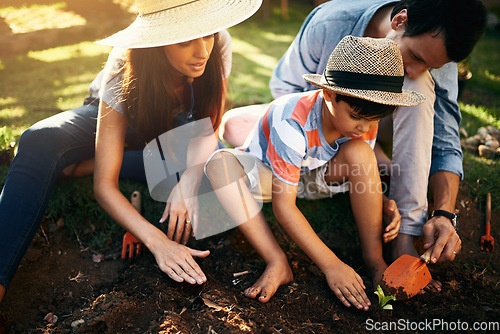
481;193;494;252
121;191;143;259
380;246;434;300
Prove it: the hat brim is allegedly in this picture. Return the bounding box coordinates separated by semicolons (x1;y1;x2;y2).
303;74;425;107
96;0;262;48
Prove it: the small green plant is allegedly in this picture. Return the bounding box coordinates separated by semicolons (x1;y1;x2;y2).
374;285;396;310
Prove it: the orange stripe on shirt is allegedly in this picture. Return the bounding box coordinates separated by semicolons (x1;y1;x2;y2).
267;140;301;184
306;129;321;148
290;90;321;126
261;107;271;141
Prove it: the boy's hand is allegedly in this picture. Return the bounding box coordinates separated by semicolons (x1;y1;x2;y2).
324;262;371;311
383;196;400;243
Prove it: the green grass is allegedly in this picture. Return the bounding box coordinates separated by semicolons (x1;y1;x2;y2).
227;2;310;105
458;30;500;210
0;42;111;137
0;1;499;248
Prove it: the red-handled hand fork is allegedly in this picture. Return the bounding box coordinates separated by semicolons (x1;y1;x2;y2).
121;191;143;259
481;193;494;252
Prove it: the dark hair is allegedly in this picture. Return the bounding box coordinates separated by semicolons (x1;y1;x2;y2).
391;0;487;62
335;94;396;120
121;33;224;143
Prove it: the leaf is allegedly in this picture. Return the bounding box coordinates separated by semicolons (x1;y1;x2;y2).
374;285;396;310
381;295;396;305
374;285;385;304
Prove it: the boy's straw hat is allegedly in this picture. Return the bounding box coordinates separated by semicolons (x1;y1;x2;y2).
303;36;425;106
97;0;262;48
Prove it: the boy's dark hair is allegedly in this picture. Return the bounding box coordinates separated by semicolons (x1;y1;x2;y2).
391;0;487;62
335;94;396;120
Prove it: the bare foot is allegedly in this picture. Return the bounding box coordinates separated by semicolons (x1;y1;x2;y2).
244;259;293;303
419;279;442;294
62;158;94;178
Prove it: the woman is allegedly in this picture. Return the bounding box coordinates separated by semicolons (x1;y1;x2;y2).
0;0;262;306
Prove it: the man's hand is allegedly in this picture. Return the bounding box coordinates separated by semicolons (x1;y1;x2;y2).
422;216;461;263
427;171;461;263
382;196;401;243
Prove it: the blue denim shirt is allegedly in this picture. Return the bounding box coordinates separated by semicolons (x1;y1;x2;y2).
270;0;463;179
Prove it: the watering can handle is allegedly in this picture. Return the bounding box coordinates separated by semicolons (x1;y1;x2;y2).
420;245;435;264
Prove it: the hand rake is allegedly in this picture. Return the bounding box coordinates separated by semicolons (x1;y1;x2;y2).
481;193;494;252
121;191;143;259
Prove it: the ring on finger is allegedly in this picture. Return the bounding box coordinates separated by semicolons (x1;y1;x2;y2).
452;251;457;255
186;220;191;224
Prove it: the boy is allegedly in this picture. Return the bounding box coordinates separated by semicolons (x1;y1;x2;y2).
205;36;425;310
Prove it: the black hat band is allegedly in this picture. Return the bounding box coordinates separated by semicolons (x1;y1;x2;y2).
324;70;404;93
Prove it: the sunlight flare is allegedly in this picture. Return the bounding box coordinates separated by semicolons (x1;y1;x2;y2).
0;2;86;34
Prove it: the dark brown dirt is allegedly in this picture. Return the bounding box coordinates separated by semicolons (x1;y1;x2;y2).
1;188;499;333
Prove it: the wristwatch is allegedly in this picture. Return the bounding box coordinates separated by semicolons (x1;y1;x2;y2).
430;210;458;231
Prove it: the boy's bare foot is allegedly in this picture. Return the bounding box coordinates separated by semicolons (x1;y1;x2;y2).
244;260;293;303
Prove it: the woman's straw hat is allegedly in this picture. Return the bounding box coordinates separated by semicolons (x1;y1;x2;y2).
97;0;263;48
303;35;425;106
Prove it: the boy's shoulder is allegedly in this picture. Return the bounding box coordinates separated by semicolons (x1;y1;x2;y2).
269;90;323;128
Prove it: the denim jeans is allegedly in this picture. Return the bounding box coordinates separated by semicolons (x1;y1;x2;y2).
0;102;145;289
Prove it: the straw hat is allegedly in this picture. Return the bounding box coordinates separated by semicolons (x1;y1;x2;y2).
97;0;263;48
303;36;425;106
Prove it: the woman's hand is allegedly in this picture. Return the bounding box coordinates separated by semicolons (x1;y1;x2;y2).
161;193;199;244
149;232;209;284
159;171;201;244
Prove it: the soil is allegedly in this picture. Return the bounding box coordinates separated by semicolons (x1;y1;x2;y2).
1;188;499;333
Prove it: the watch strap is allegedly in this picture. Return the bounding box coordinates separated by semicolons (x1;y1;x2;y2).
430;210;457;229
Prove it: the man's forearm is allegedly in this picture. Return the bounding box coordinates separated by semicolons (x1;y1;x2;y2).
429;171;460;212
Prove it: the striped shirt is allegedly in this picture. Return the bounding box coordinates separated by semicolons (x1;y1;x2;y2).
241;90;377;186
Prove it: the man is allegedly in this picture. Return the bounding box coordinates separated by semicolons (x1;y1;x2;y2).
268;0;487;282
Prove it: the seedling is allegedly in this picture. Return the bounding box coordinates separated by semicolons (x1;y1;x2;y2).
374;285;396;310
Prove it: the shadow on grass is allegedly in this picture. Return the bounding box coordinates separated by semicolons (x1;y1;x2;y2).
0;0;132;57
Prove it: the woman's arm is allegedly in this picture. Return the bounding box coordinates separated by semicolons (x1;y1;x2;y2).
161;78;228;242
94;101;209;284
